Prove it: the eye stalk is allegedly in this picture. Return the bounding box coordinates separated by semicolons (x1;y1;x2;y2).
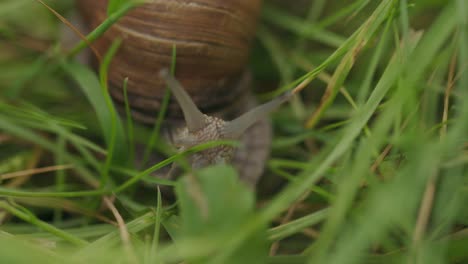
159;69;291;168
222;91;292;139
159;69;206;132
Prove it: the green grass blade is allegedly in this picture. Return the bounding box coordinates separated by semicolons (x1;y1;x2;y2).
143;44;177;166
61;60;127;164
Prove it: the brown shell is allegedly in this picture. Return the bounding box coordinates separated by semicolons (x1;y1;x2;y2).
78;0;262;122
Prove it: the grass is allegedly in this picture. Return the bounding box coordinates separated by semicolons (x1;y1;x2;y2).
0;0;467;263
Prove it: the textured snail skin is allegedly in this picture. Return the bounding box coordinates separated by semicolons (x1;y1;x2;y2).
231;100;272;187
163;73;273;187
78;0;271;187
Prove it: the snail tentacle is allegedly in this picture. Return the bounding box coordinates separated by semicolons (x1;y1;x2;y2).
222;91;292;139
159;69;206;132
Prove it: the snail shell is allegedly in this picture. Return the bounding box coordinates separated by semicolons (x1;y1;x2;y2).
77;0;288;187
77;0;262;122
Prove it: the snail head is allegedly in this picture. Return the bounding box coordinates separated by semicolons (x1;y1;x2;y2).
159;69;291;169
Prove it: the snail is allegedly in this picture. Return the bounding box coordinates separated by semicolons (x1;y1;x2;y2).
77;0;290;186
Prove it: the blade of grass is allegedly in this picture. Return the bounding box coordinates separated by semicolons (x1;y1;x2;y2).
74;211;155;258
148;187;163;263
267;208;329;241
122;77;135;166
262;0;393;99
15;224;116;241
0;140;238;198
107;0;132;16
98;39;123;187
304;0;395;128
68;0;144;57
0;201;88;246
0;115;100;187
262;4;346;48
317;0;370;28
143;44;177;166
62;60;127;164
114;139;239;193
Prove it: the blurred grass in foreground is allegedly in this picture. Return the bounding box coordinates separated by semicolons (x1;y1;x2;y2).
0;0;467;263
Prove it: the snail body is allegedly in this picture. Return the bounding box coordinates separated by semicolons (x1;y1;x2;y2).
78;0;288;186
